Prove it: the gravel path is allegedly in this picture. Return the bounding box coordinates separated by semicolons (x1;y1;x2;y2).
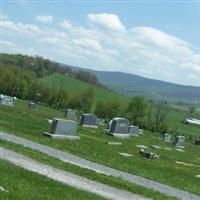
0;147;149;200
1;131;200;200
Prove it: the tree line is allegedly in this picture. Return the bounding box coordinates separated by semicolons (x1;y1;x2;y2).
0;53;100;86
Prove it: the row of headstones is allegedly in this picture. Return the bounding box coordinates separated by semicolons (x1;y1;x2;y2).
0;95;16;106
44;109;143;140
163;133;200;147
163;133;185;148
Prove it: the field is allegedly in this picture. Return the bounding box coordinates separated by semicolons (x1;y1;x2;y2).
0;99;200;199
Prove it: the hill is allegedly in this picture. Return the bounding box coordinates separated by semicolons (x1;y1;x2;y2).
41;73;128;106
64;65;200;104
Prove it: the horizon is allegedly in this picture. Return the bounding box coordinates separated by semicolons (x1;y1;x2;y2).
1;1;200;86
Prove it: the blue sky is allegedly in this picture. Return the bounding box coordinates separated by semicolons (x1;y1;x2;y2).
1;1;200;86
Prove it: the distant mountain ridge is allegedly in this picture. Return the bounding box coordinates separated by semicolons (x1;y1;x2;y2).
63;64;200;103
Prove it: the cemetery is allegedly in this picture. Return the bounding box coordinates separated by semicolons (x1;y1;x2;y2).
0;98;200;200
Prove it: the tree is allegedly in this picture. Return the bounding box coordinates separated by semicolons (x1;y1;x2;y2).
127;96;149;127
95;100;120;120
189;105;195;115
81;87;95;112
153;101;169;133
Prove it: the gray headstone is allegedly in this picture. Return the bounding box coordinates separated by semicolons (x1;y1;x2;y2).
80;114;98;128
163;133;171;142
0;95;14;106
65;109;77;120
29;102;37;108
107;118;129;137
174;135;185;148
129;125;139;136
44;118;80;140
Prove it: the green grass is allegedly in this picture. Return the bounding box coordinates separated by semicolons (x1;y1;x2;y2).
41;73;129;105
0;160;105;200
0;99;200;196
1;140;177;200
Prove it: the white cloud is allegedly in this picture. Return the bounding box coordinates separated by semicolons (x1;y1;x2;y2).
59;20;72;30
36;15;53;23
87;13;125;32
1;14;200;86
73;37;103;52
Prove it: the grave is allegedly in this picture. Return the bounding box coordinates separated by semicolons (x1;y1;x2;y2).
0;95;14;106
128;125;139;136
163;133;171;142
80;114;98;128
174;135;185;148
136;144;147;149
118;152;133;157
106;141;122;145
139;129;144;134
151;145;162;150
44;118;80;140
195;139;200;145
65;109;77;120
139;149;159;159
28;101;37;108
106;118;130;138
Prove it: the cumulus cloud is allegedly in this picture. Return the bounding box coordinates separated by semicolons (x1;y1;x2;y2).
36;15;53;23
87;13;125;32
1;13;200;86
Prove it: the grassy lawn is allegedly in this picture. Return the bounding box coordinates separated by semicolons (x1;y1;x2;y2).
0;160;105;200
1;140;177;200
0;99;200;196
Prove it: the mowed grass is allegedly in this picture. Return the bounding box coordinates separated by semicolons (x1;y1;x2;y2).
0;100;200;196
0;160;105;200
1;140;177;200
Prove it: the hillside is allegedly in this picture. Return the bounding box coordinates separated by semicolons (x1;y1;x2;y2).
65;65;200;103
41;73;129;106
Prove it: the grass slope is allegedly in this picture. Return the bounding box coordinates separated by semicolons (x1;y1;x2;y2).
0;160;104;200
41;73;129;105
0;100;199;196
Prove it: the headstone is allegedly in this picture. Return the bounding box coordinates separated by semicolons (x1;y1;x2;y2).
175;148;185;152
174;135;185;148
80;114;98;128
136;144;147;149
107;118;130;138
0;95;14;106
163;133;171;142
118;152;133;157
164;147;172;150
44;118;80;140
129;125;139;136
151;145;162;150
29;102;37;108
139;129;144;134
139;149;159;159
65;109;77;120
106;141;122;145
195;139;200;145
